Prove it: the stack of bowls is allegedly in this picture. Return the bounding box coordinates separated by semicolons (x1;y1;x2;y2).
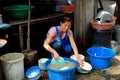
38;58;49;70
70;54;92;74
77;61;92;74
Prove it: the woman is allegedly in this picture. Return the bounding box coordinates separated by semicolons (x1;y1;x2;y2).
43;16;84;66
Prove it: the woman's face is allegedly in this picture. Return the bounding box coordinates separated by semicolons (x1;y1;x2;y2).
60;21;71;32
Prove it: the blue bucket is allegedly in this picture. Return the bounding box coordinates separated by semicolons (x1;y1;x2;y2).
87;47;116;69
44;58;78;80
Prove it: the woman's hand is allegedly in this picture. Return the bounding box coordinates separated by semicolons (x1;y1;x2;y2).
75;54;84;67
78;59;84;67
53;52;60;60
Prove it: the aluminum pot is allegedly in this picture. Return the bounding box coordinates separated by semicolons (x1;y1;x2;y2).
95;10;113;23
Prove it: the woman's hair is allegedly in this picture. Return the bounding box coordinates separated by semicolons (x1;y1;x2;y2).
59;16;73;23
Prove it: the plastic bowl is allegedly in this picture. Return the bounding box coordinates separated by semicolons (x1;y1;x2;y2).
60;5;74;13
38;58;49;70
77;61;92;74
90;20;114;30
87;47;116;69
0;39;7;48
26;66;41;80
70;54;85;61
3;5;35;19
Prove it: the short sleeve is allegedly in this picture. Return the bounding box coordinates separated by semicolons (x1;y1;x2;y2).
47;26;56;37
67;30;73;36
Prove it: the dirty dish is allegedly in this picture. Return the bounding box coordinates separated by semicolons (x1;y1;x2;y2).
38;58;49;70
70;54;85;61
77;61;92;74
80;61;92;71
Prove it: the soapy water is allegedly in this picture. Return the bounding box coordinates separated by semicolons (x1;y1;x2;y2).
48;61;75;70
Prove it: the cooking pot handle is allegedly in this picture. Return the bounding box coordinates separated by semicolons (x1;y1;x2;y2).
98;0;104;10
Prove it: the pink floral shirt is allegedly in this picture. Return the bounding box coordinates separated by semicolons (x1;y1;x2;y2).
47;26;73;42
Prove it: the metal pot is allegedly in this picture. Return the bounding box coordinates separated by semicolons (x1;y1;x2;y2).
95;10;113;23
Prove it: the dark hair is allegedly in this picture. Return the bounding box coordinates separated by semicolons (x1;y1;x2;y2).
59;16;72;23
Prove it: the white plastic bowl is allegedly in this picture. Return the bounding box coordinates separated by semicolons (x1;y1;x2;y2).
70;54;85;61
38;58;49;70
77;61;92;74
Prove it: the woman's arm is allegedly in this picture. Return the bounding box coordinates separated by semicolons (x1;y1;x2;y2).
43;33;59;60
68;32;84;67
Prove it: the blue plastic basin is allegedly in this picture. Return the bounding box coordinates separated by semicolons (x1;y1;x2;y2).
44;58;78;80
26;66;41;80
87;47;116;69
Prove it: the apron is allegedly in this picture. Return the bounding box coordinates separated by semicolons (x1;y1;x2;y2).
56;26;68;44
50;26;73;57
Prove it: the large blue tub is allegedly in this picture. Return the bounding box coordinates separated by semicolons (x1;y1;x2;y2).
87;47;116;69
44;58;78;80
